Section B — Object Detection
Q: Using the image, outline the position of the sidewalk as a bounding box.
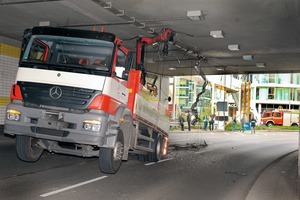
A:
[246,151,299,200]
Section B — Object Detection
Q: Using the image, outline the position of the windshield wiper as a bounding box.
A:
[77,63,94,75]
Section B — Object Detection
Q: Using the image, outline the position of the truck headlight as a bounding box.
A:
[6,109,21,121]
[83,120,101,132]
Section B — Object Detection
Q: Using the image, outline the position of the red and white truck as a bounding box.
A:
[261,109,299,127]
[4,26,175,173]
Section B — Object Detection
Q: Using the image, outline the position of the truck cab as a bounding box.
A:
[4,26,172,174]
[261,110,283,126]
[261,109,299,127]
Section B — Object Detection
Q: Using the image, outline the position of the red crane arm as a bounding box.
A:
[136,28,175,69]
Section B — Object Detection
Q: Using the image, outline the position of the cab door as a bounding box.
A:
[272,112,283,125]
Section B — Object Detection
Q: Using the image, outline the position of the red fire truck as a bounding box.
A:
[261,109,299,127]
[4,26,175,173]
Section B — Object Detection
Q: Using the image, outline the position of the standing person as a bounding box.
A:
[203,115,208,130]
[250,115,257,134]
[179,113,185,131]
[187,111,191,131]
[209,114,215,131]
[240,116,245,132]
[232,117,237,131]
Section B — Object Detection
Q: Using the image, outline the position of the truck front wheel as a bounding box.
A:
[16,135,43,162]
[266,122,274,127]
[99,131,124,174]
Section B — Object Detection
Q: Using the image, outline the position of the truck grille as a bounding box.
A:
[18,82,100,110]
[30,126,70,137]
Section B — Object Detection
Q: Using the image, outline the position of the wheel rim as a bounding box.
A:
[156,137,162,160]
[113,141,124,161]
[30,137,41,152]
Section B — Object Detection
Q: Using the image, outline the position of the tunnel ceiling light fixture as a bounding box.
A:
[243,55,253,61]
[146,58,155,64]
[39,21,50,26]
[210,30,224,38]
[216,67,225,71]
[187,10,204,21]
[256,63,266,68]
[169,66,176,70]
[228,44,239,51]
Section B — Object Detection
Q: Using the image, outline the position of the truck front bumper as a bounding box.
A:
[4,103,110,147]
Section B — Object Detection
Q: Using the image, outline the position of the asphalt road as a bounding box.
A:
[0,129,298,200]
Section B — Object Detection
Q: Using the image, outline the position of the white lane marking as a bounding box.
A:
[195,149,214,154]
[40,176,107,197]
[145,162,155,166]
[209,132,214,135]
[224,132,230,136]
[238,133,245,137]
[144,157,174,166]
[158,157,173,163]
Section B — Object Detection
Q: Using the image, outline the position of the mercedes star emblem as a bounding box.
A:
[49,86,63,99]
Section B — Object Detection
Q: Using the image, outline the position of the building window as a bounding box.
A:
[179,88,187,96]
[278,74,291,84]
[258,87,268,100]
[291,89,296,101]
[252,74,259,84]
[269,74,275,83]
[261,74,268,84]
[268,87,275,99]
[255,88,259,100]
[179,99,186,104]
[292,73,300,85]
[275,88,290,101]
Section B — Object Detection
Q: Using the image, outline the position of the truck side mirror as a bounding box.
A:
[167,96,171,102]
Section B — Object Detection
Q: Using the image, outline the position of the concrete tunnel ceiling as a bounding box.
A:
[0,0,300,76]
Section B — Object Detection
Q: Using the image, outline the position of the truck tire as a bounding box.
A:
[266,122,274,127]
[16,135,43,162]
[99,131,124,174]
[148,134,163,162]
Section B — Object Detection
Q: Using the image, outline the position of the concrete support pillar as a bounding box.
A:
[211,83,215,114]
[258,103,262,123]
[172,77,176,120]
[298,106,300,198]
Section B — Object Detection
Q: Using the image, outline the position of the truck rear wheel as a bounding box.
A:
[99,131,124,174]
[148,134,163,162]
[16,135,43,162]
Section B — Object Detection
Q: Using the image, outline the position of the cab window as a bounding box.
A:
[274,112,281,117]
[28,39,47,61]
[115,49,127,80]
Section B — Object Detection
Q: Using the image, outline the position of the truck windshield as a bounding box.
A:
[262,112,271,117]
[20,35,114,75]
